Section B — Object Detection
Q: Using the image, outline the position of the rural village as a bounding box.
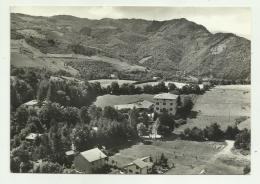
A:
[10,12,250,175]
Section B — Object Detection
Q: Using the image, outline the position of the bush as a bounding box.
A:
[243,165,250,174]
[234,129,250,150]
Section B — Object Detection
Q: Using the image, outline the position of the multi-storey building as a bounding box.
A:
[153,93,179,115]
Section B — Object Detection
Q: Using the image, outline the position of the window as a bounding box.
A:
[163,108,166,111]
[170,103,173,105]
[135,172,139,174]
[170,108,173,111]
[129,169,133,173]
[136,166,139,169]
[156,102,159,105]
[163,103,166,105]
[160,109,163,112]
[156,107,159,110]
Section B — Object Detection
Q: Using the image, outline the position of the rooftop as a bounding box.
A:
[153,93,178,100]
[25,133,42,140]
[80,148,107,163]
[125,156,153,169]
[114,100,153,110]
[65,150,76,156]
[23,100,38,106]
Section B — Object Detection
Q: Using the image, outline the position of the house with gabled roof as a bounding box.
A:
[74,148,108,173]
[123,156,153,174]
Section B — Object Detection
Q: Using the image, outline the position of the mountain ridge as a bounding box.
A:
[11,13,251,81]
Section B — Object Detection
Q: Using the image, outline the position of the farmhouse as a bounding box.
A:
[123,156,153,174]
[74,148,107,173]
[153,93,179,115]
[114,100,153,110]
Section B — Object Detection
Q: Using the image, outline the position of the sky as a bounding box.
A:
[11,6,251,39]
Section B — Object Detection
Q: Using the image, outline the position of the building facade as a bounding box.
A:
[153,93,179,115]
[74,148,107,173]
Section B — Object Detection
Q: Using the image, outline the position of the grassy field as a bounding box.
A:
[94,94,154,108]
[175,85,250,131]
[89,79,136,88]
[109,140,247,174]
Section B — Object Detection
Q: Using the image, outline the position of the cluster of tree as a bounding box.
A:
[234,129,250,150]
[181,123,239,142]
[11,67,79,111]
[151,153,170,174]
[175,95,194,119]
[10,67,43,110]
[209,78,250,85]
[180,124,250,150]
[37,76,103,108]
[106,81,204,96]
[66,59,116,80]
[10,102,139,173]
[156,112,175,137]
[71,118,137,152]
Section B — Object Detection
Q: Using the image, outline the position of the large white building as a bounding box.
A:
[153,93,179,115]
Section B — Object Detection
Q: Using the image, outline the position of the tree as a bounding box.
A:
[71,125,93,152]
[110,82,120,94]
[10,156,20,173]
[128,108,139,128]
[103,106,118,120]
[20,161,33,173]
[225,125,240,140]
[190,84,201,94]
[79,106,90,124]
[168,83,177,91]
[39,102,64,129]
[189,127,204,141]
[15,106,29,128]
[39,161,63,173]
[24,70,38,97]
[136,123,147,136]
[63,106,80,127]
[243,165,250,174]
[154,82,168,93]
[204,123,224,141]
[176,95,193,118]
[158,112,175,131]
[37,78,49,102]
[143,84,154,94]
[159,153,168,168]
[234,129,250,150]
[11,85,20,111]
[26,116,44,133]
[88,105,102,120]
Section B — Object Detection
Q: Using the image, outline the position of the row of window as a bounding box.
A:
[156,107,173,111]
[156,102,174,105]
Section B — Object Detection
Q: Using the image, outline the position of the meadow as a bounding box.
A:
[94,94,154,108]
[175,85,250,131]
[109,140,248,174]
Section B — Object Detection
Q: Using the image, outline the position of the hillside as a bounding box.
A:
[11,13,251,80]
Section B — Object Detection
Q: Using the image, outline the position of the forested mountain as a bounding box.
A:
[11,13,250,80]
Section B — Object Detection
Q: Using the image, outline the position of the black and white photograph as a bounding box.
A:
[8,5,252,175]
